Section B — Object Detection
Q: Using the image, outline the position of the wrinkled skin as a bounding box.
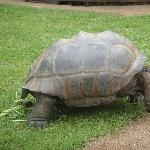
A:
[21,66,150,128]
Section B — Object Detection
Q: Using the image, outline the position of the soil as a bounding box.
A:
[1,1,150,150]
[0,0,150,16]
[83,113,150,150]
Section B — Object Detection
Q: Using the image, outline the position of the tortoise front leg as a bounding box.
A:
[27,93,56,128]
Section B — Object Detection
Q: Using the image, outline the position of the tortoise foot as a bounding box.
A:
[130,93,144,104]
[28,119,48,129]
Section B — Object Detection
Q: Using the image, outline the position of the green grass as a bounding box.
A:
[0,4,150,150]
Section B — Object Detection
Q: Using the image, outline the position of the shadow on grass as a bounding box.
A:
[53,98,144,122]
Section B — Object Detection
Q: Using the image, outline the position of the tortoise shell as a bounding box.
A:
[23,31,147,107]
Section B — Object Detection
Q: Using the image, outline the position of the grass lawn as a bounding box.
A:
[0,4,150,150]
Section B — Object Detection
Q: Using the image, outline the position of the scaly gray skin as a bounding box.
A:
[27,92,56,128]
[22,66,150,128]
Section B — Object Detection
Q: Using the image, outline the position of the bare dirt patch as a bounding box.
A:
[83,113,150,150]
[0,0,150,16]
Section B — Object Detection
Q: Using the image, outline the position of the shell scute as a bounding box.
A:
[108,45,134,74]
[54,44,80,75]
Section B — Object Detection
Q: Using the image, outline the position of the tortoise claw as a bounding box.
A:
[28,119,48,129]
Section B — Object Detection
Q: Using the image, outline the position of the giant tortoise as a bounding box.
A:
[21,31,150,128]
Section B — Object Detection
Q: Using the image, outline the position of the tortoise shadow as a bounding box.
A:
[55,98,143,120]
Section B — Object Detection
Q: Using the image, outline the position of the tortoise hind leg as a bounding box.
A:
[27,93,56,128]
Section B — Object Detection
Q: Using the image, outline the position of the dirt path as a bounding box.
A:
[83,113,150,150]
[0,0,150,16]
